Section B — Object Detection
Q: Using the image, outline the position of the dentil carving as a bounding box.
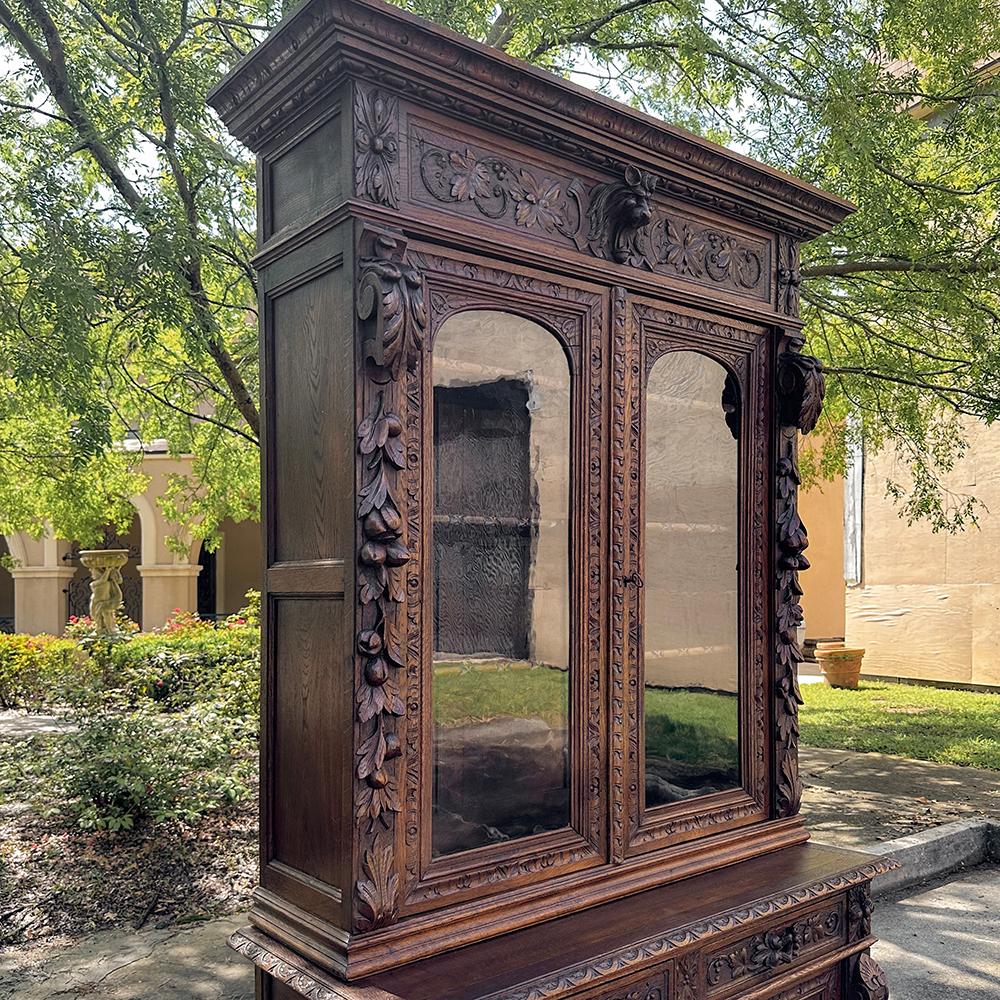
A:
[357,233,427,379]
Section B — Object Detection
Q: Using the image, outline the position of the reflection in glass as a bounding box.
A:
[643,351,740,810]
[431,311,571,857]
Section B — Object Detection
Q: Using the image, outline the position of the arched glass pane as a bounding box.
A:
[643,350,740,809]
[431,311,571,857]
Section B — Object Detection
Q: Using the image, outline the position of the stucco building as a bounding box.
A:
[0,446,260,634]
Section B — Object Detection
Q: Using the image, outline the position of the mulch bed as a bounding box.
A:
[0,782,257,951]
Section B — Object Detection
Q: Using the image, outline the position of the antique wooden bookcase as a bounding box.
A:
[209,2,897,997]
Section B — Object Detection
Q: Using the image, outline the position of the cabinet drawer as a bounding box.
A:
[704,899,846,997]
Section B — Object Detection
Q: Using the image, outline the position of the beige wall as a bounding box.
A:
[798,447,846,642]
[846,417,1000,686]
[219,517,262,615]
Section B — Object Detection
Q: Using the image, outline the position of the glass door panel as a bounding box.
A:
[430,310,571,858]
[643,350,740,810]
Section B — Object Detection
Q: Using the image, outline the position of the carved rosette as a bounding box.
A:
[852,953,890,1000]
[353,229,426,932]
[774,342,825,818]
[355,85,400,208]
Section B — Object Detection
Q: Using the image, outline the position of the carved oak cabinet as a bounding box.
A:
[208,2,897,997]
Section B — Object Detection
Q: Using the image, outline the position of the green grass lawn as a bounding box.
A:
[800,680,1000,770]
[433,663,1000,773]
[433,661,737,771]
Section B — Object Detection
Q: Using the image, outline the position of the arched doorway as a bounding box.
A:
[65,520,143,627]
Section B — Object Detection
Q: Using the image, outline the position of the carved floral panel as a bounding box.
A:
[408,126,772,301]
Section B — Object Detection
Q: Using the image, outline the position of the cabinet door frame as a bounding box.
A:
[398,246,608,914]
[617,296,770,859]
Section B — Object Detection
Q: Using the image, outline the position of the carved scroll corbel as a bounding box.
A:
[357,231,427,379]
[773,343,825,817]
[353,228,426,933]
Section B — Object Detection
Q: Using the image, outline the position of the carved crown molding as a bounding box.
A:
[208,0,853,237]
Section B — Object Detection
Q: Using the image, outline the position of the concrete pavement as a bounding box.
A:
[873,865,1000,999]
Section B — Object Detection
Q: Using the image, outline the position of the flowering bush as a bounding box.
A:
[0,633,96,708]
[109,598,259,717]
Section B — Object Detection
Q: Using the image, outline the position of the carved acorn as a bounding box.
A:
[383,732,402,760]
[358,629,383,655]
[360,540,386,565]
[383,540,409,566]
[367,768,389,789]
[365,656,389,686]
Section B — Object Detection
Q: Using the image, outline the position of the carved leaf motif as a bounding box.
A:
[777,351,825,433]
[511,170,564,231]
[448,148,494,202]
[355,841,399,932]
[357,235,427,379]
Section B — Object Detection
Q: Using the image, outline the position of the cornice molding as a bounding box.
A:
[208,0,853,239]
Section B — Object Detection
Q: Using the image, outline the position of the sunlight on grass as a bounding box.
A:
[432,662,738,770]
[800,681,1000,770]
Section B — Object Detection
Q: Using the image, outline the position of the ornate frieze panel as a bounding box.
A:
[409,129,772,301]
[704,904,843,991]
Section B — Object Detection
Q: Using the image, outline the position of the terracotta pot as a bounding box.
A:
[814,641,865,689]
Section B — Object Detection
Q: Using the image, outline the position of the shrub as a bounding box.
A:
[110,610,259,718]
[0,633,96,709]
[49,701,256,831]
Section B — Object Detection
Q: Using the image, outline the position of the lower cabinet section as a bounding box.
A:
[243,845,895,1000]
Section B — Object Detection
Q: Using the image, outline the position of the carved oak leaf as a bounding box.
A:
[448,148,493,202]
[355,89,399,208]
[356,841,400,932]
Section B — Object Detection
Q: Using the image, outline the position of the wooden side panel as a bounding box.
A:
[264,88,349,238]
[271,597,346,884]
[259,222,355,932]
[271,265,351,564]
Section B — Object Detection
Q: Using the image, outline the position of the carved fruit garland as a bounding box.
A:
[774,346,825,817]
[354,232,426,932]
